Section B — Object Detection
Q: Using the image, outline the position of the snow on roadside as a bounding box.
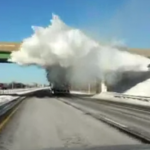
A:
[0,88,33,94]
[0,87,50,104]
[0,95,19,104]
[92,92,150,107]
[0,87,49,95]
[70,91,92,95]
[125,79,150,96]
[92,92,115,99]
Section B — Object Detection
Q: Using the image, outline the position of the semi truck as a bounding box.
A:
[46,65,70,95]
[51,82,70,94]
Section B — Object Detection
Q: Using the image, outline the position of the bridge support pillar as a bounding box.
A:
[101,81,107,92]
[96,80,107,94]
[96,79,101,94]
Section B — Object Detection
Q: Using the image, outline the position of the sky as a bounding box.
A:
[0,0,150,84]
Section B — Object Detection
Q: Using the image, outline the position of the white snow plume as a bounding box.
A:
[110,39,128,51]
[9,14,150,87]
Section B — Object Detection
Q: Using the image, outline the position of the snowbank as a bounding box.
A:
[125,79,150,96]
[0,96,19,104]
[0,87,49,95]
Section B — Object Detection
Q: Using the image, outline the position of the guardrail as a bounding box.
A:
[112,93,150,102]
[0,97,25,117]
[0,96,26,128]
[94,92,150,103]
[0,87,51,130]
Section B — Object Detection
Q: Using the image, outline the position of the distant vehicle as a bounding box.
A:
[0,83,3,89]
[0,83,7,89]
[2,84,9,90]
[51,82,70,95]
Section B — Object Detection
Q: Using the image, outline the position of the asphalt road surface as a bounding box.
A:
[0,97,139,150]
[62,96,150,138]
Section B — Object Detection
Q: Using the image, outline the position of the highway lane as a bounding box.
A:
[0,97,139,150]
[60,96,150,140]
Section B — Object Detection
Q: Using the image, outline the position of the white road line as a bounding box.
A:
[108,104,150,115]
[60,98,128,128]
[103,117,127,128]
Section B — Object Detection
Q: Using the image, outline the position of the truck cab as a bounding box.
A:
[51,82,70,95]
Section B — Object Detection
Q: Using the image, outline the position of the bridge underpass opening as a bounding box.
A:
[0,61,47,89]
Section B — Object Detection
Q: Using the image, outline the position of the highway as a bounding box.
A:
[61,96,150,141]
[0,96,139,150]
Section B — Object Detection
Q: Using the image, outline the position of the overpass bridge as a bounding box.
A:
[1,42,150,93]
[0,42,20,62]
[0,42,150,62]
